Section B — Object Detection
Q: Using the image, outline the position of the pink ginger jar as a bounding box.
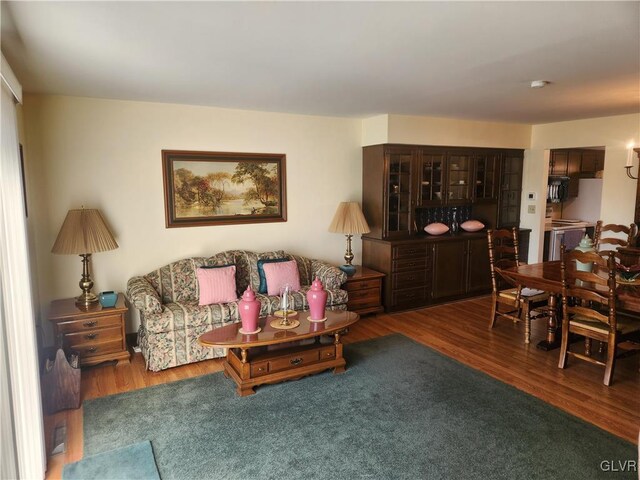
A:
[239,286,260,333]
[306,277,328,320]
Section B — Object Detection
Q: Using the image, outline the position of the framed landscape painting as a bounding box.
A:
[162,150,287,228]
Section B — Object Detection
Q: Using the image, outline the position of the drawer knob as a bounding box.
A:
[290,358,303,366]
[85,333,97,340]
[258,367,264,372]
[87,347,97,353]
[83,320,98,327]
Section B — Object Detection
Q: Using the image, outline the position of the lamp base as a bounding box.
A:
[339,264,357,276]
[76,291,99,307]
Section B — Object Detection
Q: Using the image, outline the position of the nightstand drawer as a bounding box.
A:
[57,314,123,333]
[344,278,381,292]
[346,287,380,301]
[348,297,381,310]
[64,326,123,346]
[71,340,123,358]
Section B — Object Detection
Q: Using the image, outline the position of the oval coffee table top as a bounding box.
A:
[198,309,359,349]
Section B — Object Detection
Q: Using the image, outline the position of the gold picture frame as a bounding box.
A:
[162,150,287,228]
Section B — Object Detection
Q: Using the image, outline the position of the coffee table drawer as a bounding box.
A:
[319,346,336,360]
[251,361,269,377]
[269,349,319,373]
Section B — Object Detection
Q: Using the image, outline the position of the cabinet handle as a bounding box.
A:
[87,347,97,353]
[85,333,97,340]
[290,358,303,366]
[83,320,98,327]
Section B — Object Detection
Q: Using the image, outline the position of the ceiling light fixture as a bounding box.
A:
[530,80,550,89]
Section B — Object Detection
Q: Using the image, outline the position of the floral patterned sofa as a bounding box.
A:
[126,249,348,371]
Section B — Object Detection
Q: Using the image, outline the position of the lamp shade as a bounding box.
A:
[51,208,118,255]
[328,202,370,235]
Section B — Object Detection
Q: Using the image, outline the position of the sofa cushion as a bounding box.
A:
[228,250,287,293]
[257,257,289,293]
[196,266,238,305]
[146,252,235,304]
[263,260,301,295]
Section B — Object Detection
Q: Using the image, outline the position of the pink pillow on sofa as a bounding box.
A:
[262,260,301,296]
[196,266,237,305]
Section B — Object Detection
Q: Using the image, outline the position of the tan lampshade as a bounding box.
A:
[328,202,370,235]
[51,208,118,255]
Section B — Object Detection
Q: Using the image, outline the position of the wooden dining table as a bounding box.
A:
[497,260,640,350]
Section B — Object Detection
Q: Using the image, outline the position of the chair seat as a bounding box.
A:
[570,314,640,335]
[498,288,548,303]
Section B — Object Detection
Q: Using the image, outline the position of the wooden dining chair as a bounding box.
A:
[594,221,638,253]
[558,246,640,386]
[488,228,549,344]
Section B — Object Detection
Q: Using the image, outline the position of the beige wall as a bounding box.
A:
[385,114,531,148]
[522,113,640,262]
[22,95,362,334]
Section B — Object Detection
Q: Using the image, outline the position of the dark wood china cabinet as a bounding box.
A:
[362,143,528,312]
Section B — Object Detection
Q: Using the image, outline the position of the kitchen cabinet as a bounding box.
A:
[550,148,605,178]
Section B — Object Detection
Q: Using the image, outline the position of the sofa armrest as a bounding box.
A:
[311,260,347,290]
[126,276,163,314]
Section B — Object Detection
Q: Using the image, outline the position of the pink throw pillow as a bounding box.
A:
[196,266,237,305]
[461,220,485,232]
[262,260,301,296]
[424,223,449,235]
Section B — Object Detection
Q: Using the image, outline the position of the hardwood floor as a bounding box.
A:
[43,296,640,479]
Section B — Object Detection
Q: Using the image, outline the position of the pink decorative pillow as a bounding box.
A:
[196,266,237,305]
[424,223,449,235]
[461,220,485,232]
[262,260,301,296]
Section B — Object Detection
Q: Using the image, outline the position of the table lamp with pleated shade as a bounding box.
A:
[52,208,118,306]
[328,202,370,276]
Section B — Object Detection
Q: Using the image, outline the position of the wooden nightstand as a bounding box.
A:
[343,266,385,315]
[48,294,130,366]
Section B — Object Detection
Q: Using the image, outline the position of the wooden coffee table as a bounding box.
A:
[198,309,359,396]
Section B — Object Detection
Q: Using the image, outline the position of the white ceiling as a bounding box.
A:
[2,1,639,124]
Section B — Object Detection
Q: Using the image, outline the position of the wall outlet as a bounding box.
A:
[527,192,537,201]
[527,205,536,214]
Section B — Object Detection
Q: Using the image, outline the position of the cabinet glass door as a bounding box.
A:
[474,155,498,202]
[447,154,472,203]
[386,152,413,236]
[418,153,445,205]
[498,154,523,228]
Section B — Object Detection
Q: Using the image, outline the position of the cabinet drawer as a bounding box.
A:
[251,361,269,377]
[319,346,336,360]
[392,257,429,272]
[392,271,427,290]
[268,349,319,373]
[347,287,380,302]
[392,244,427,260]
[72,340,123,358]
[391,287,426,307]
[56,314,123,333]
[64,326,122,346]
[348,297,381,310]
[344,278,381,292]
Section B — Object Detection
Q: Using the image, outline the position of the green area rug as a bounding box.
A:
[83,334,636,479]
[63,440,159,479]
